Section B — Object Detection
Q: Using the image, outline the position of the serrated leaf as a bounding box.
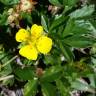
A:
[62,19,96,48]
[24,79,38,96]
[63,36,94,48]
[41,15,48,32]
[0,12,8,26]
[20,12,32,24]
[18,42,27,49]
[14,67,34,80]
[63,0,79,7]
[87,74,96,88]
[63,19,90,38]
[0,51,12,77]
[71,79,88,90]
[0,0,19,5]
[59,42,74,62]
[70,5,94,19]
[71,79,95,93]
[49,0,62,6]
[40,66,63,82]
[49,15,68,31]
[56,79,70,96]
[44,54,61,65]
[41,83,56,96]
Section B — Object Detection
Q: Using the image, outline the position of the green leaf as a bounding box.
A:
[41,83,56,96]
[63,0,79,7]
[14,67,35,80]
[87,74,96,89]
[0,51,12,77]
[49,0,62,6]
[44,54,61,65]
[0,64,12,77]
[63,19,90,38]
[59,42,74,62]
[41,15,48,32]
[56,79,70,96]
[20,12,32,24]
[71,79,95,93]
[63,36,94,48]
[62,19,96,48]
[0,12,8,26]
[71,79,88,90]
[24,79,38,96]
[18,42,27,49]
[44,48,62,65]
[70,5,94,19]
[0,0,19,5]
[40,66,63,82]
[49,15,68,32]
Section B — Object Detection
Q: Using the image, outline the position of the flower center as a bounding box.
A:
[27,35,37,47]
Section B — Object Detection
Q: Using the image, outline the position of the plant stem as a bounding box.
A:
[2,55,18,68]
[0,75,14,81]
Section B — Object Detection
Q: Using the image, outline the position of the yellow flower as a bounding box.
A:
[19,45,38,60]
[31,24,43,38]
[36,36,52,54]
[15,24,52,60]
[15,29,29,42]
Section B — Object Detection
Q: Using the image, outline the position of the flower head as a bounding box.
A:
[36,36,52,54]
[15,24,52,60]
[15,29,29,42]
[31,24,43,38]
[19,45,38,60]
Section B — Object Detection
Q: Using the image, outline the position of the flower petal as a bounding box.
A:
[15,29,29,42]
[36,36,52,54]
[31,24,43,38]
[19,45,38,60]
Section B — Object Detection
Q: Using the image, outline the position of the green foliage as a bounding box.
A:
[63,0,79,7]
[0,51,12,77]
[70,5,95,19]
[71,75,96,93]
[0,0,19,5]
[0,11,8,26]
[49,0,62,6]
[14,67,35,80]
[24,79,38,96]
[40,66,63,82]
[49,0,79,7]
[0,0,96,96]
[41,82,56,96]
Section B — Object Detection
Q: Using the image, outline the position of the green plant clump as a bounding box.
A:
[0,0,96,96]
